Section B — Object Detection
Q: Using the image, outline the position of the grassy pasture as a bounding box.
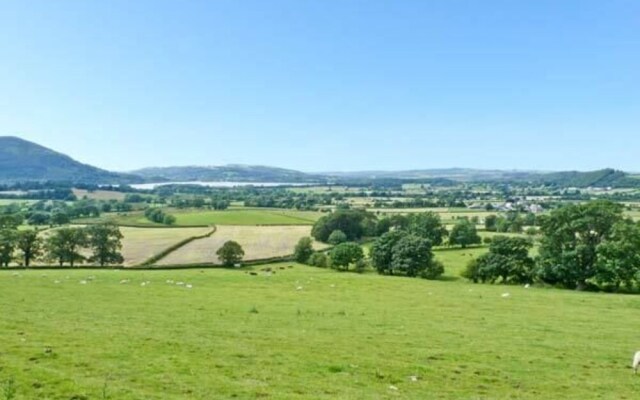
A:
[80,209,324,227]
[158,225,328,265]
[172,209,323,226]
[1,265,640,399]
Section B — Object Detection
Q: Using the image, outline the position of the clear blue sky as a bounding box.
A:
[1,0,638,172]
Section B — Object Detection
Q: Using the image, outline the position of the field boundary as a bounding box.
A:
[136,226,217,267]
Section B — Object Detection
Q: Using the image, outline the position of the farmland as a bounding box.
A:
[78,208,324,227]
[2,264,639,399]
[158,225,327,265]
[118,227,212,266]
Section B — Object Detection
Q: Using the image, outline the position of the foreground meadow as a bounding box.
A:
[1,266,639,399]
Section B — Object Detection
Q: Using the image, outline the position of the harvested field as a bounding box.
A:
[119,227,212,266]
[157,225,328,265]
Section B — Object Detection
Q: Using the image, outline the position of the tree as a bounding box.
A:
[370,230,406,275]
[28,212,50,226]
[484,215,498,231]
[327,230,348,245]
[45,227,87,267]
[371,231,443,279]
[16,230,42,267]
[0,229,17,267]
[311,210,376,243]
[293,237,314,264]
[309,252,329,268]
[595,219,640,290]
[216,241,244,266]
[390,234,437,278]
[448,219,481,248]
[162,214,176,225]
[463,236,534,284]
[537,200,623,290]
[0,214,23,229]
[86,224,124,267]
[406,212,448,246]
[50,210,70,226]
[329,242,364,271]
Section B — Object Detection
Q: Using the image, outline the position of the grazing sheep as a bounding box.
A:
[633,351,640,374]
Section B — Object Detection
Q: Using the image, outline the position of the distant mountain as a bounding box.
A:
[528,168,640,188]
[0,136,141,184]
[130,165,325,183]
[323,168,543,182]
[325,168,640,187]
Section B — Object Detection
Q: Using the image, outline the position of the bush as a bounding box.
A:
[308,252,329,268]
[327,230,347,245]
[420,260,445,280]
[293,237,314,263]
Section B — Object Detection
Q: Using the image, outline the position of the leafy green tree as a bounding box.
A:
[463,236,534,284]
[16,230,42,267]
[327,230,348,245]
[595,219,640,290]
[370,230,406,275]
[28,212,50,226]
[0,214,23,229]
[484,215,498,231]
[390,234,438,278]
[86,224,124,267]
[329,242,364,271]
[293,237,314,263]
[45,227,88,267]
[309,252,329,268]
[448,219,481,248]
[537,200,623,290]
[311,210,376,243]
[51,210,70,226]
[371,230,443,279]
[406,212,447,246]
[216,240,245,266]
[0,229,17,267]
[162,214,176,225]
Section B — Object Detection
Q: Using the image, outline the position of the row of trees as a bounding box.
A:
[144,208,176,225]
[464,201,640,292]
[0,224,124,267]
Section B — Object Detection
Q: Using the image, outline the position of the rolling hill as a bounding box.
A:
[0,136,141,184]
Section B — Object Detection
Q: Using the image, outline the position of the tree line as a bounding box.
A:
[464,200,640,292]
[0,224,124,268]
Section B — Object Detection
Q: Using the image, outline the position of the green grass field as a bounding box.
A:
[1,264,639,399]
[79,209,324,227]
[172,209,323,226]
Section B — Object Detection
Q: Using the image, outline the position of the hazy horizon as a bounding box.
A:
[2,1,638,172]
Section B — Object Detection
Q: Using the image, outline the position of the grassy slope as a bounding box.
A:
[1,264,640,399]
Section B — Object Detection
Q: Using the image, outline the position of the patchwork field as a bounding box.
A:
[119,227,212,266]
[158,225,327,265]
[1,265,639,399]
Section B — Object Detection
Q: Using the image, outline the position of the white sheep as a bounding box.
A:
[633,351,640,374]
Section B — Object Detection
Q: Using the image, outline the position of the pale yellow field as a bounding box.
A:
[158,225,328,265]
[119,227,212,266]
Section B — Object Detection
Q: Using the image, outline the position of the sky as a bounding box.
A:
[0,0,639,173]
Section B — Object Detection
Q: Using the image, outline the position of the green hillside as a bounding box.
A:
[0,136,140,184]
